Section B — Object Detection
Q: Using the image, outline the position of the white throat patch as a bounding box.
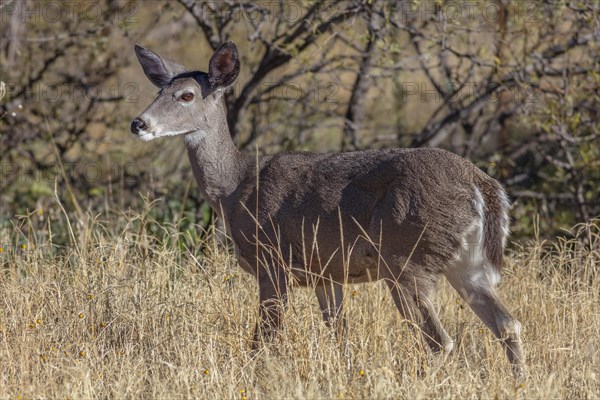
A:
[184,130,208,146]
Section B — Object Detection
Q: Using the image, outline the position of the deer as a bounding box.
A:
[131,41,525,377]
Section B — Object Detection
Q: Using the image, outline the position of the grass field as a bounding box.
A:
[1,205,598,399]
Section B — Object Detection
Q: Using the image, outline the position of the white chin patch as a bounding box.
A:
[137,130,189,141]
[137,132,156,141]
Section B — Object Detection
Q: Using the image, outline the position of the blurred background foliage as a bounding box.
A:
[0,0,598,248]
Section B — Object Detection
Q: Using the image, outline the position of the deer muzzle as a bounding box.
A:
[130,117,148,135]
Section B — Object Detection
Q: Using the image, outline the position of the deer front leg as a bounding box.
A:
[315,281,350,370]
[315,281,345,334]
[251,270,288,350]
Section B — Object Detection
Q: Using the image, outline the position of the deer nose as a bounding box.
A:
[131,117,148,134]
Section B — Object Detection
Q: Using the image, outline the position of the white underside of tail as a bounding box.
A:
[497,186,511,249]
[444,186,500,293]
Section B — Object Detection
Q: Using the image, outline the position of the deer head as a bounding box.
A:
[131,42,240,142]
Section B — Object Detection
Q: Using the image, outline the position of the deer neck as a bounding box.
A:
[184,106,249,211]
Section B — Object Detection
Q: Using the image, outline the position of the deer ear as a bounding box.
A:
[134,45,188,88]
[208,41,240,90]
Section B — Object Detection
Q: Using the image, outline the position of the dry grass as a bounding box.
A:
[1,206,599,399]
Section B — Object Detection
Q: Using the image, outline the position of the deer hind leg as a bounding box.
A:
[444,260,525,377]
[385,273,454,355]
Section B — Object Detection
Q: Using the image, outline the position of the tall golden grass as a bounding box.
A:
[1,202,598,399]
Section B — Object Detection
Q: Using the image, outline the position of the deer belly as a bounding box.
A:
[346,256,380,282]
[289,253,380,285]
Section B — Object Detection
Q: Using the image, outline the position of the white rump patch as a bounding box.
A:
[444,186,500,293]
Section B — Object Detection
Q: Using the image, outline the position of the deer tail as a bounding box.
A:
[474,175,511,271]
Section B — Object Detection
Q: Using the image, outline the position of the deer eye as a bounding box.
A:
[180,92,194,102]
